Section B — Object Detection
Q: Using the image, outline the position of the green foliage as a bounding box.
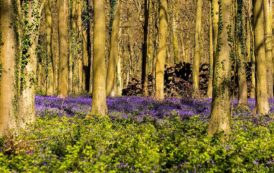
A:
[0,114,274,172]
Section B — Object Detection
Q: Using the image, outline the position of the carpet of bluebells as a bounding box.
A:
[0,96,274,172]
[35,96,274,118]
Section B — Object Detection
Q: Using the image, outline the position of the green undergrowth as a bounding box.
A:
[0,114,273,172]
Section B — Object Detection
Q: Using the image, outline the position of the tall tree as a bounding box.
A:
[142,0,149,96]
[208,0,233,136]
[155,0,168,100]
[45,0,55,95]
[58,0,69,98]
[107,0,121,96]
[193,0,203,97]
[207,1,214,98]
[18,0,44,127]
[0,0,18,135]
[263,0,273,98]
[90,0,108,116]
[254,0,270,115]
[237,0,248,105]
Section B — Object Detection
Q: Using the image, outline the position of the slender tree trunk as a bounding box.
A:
[207,1,214,98]
[45,0,54,95]
[90,0,108,116]
[254,0,270,115]
[172,2,179,64]
[107,0,120,97]
[82,0,89,92]
[193,0,203,97]
[155,0,168,100]
[88,0,93,94]
[58,0,69,98]
[237,0,248,105]
[77,0,84,94]
[263,0,273,98]
[208,0,233,136]
[51,0,59,95]
[142,0,149,96]
[0,0,18,135]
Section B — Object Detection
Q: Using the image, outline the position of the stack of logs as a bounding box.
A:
[122,62,253,98]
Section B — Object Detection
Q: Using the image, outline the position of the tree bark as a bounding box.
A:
[193,0,203,97]
[107,0,121,97]
[90,0,108,116]
[208,0,233,136]
[263,0,273,98]
[58,0,69,98]
[254,0,270,115]
[45,0,55,95]
[155,0,168,100]
[207,1,214,98]
[0,0,18,135]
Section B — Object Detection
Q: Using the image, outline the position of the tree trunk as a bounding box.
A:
[263,0,273,98]
[155,0,168,100]
[254,0,270,115]
[58,0,69,98]
[107,0,121,97]
[90,0,108,116]
[51,0,59,95]
[237,0,248,105]
[45,0,55,95]
[193,0,203,97]
[0,0,18,135]
[207,1,214,98]
[208,0,233,136]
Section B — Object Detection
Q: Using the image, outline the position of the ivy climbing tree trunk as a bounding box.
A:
[155,0,168,100]
[254,0,270,115]
[208,0,233,136]
[193,0,203,97]
[19,0,45,128]
[237,0,248,105]
[0,0,18,135]
[107,0,121,97]
[58,0,69,98]
[90,0,108,116]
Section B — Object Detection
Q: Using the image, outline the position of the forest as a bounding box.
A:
[0,0,274,172]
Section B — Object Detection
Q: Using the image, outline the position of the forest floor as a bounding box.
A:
[0,96,274,172]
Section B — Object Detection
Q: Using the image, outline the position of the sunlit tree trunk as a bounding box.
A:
[254,0,270,115]
[58,0,69,98]
[155,0,168,100]
[107,0,120,97]
[193,0,203,97]
[45,0,54,95]
[172,3,179,64]
[51,0,59,95]
[88,0,93,94]
[0,0,18,135]
[207,1,214,98]
[208,0,233,136]
[245,0,255,98]
[77,0,84,94]
[19,1,45,128]
[263,0,273,98]
[90,0,108,116]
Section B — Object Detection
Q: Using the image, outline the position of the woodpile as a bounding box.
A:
[122,62,253,98]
